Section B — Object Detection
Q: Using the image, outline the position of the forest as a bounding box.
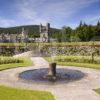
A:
[52,21,100,42]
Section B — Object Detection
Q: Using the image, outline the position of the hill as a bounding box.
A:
[0,25,60,38]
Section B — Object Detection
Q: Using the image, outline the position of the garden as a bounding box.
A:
[39,42,100,70]
[0,42,100,100]
[0,56,55,100]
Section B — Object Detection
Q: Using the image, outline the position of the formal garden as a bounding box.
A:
[0,42,100,100]
[0,55,54,100]
[0,0,100,99]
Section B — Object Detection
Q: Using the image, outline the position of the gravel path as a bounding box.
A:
[0,57,100,100]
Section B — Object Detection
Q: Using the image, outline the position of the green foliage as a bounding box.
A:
[0,86,54,100]
[58,21,100,42]
[94,89,100,94]
[0,41,100,46]
[0,57,33,70]
[61,26,72,42]
[55,56,100,64]
[38,43,100,57]
[45,56,100,70]
[0,57,23,65]
[74,23,94,41]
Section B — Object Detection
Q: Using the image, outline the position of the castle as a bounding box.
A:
[0,28,28,43]
[39,23,50,42]
[0,23,56,55]
[0,23,53,43]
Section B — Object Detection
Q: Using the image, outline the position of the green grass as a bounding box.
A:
[0,41,100,46]
[94,89,100,94]
[45,56,100,70]
[59,55,100,59]
[0,85,54,100]
[52,55,100,61]
[0,57,33,71]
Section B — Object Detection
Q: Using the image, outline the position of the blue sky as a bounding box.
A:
[0,0,100,28]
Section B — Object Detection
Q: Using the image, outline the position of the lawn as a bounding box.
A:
[45,56,100,70]
[0,85,54,100]
[0,57,33,71]
[94,89,100,94]
[0,41,100,46]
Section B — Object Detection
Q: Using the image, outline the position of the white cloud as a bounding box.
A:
[42,0,100,19]
[0,0,100,27]
[0,17,15,27]
[15,0,100,23]
[82,14,100,24]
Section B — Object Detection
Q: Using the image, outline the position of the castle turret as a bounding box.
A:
[39,23,50,42]
[21,27,28,42]
[39,23,42,33]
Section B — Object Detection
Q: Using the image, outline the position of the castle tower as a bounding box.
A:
[22,27,25,37]
[39,23,42,33]
[21,27,28,42]
[40,23,50,42]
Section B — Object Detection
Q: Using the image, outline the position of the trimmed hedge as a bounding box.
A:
[0,57,23,65]
[56,57,100,64]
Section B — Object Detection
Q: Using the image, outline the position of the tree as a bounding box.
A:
[97,20,100,26]
[93,22,100,36]
[60,26,72,42]
[75,21,94,41]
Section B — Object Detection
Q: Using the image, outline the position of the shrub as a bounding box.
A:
[0,57,23,65]
[55,56,100,64]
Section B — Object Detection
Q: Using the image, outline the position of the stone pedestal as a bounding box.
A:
[48,62,56,77]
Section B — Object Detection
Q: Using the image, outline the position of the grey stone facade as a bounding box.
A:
[39,23,50,42]
[0,28,28,43]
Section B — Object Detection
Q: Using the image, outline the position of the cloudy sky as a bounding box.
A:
[0,0,100,28]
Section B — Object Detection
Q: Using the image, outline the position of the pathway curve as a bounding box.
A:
[0,57,100,100]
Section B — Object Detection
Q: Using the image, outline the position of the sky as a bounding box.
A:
[0,0,100,29]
